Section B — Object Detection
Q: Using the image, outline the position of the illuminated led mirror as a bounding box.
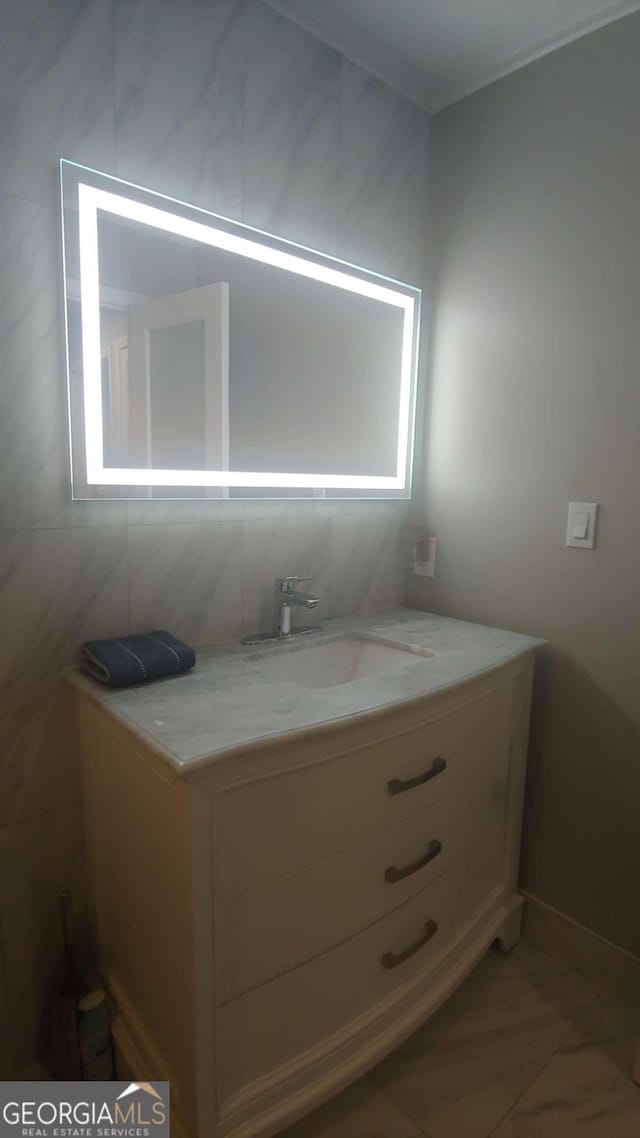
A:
[60,160,421,499]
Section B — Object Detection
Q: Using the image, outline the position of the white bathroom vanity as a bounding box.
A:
[69,609,541,1138]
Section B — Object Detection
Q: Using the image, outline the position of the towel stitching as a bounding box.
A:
[114,639,147,680]
[147,633,183,672]
[82,647,109,681]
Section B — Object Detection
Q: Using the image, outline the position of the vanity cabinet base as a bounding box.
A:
[76,655,534,1138]
[495,896,524,954]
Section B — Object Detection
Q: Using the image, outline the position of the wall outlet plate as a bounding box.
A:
[413,535,437,577]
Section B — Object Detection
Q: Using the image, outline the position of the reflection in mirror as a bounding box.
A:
[61,160,421,499]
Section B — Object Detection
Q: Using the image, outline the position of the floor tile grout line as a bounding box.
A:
[369,950,607,1138]
[370,1076,437,1138]
[482,985,604,1138]
[485,1040,569,1138]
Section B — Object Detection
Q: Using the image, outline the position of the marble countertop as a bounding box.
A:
[67,608,543,775]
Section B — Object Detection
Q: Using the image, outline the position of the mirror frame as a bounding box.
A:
[60,159,422,499]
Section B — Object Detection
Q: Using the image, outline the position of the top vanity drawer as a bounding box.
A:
[215,680,513,897]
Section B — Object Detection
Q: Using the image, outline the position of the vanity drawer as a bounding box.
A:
[215,681,513,896]
[218,827,504,1108]
[217,742,509,1001]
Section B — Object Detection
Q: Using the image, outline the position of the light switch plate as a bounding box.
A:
[566,502,598,549]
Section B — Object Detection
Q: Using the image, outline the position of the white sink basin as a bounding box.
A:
[256,636,432,690]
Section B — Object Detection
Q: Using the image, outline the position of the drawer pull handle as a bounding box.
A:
[384,839,442,883]
[381,919,438,970]
[387,756,446,795]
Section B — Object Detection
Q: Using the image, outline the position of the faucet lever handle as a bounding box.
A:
[279,575,311,593]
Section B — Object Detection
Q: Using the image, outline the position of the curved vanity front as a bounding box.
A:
[70,609,542,1138]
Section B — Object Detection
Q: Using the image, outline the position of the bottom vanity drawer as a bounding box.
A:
[218,826,505,1110]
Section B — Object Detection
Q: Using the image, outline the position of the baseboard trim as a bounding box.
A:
[522,891,640,1008]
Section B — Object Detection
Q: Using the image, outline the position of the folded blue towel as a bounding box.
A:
[81,630,196,688]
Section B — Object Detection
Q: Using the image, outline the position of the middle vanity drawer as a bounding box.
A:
[217,742,509,1002]
[214,679,513,897]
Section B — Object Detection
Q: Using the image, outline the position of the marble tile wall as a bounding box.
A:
[0,0,429,1072]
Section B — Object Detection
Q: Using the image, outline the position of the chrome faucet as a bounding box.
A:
[241,576,321,645]
[278,576,320,638]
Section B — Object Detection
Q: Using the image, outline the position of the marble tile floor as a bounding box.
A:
[278,941,640,1138]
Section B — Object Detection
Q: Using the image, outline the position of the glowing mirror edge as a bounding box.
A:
[71,174,419,491]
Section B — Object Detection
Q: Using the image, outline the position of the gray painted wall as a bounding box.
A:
[409,12,640,958]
